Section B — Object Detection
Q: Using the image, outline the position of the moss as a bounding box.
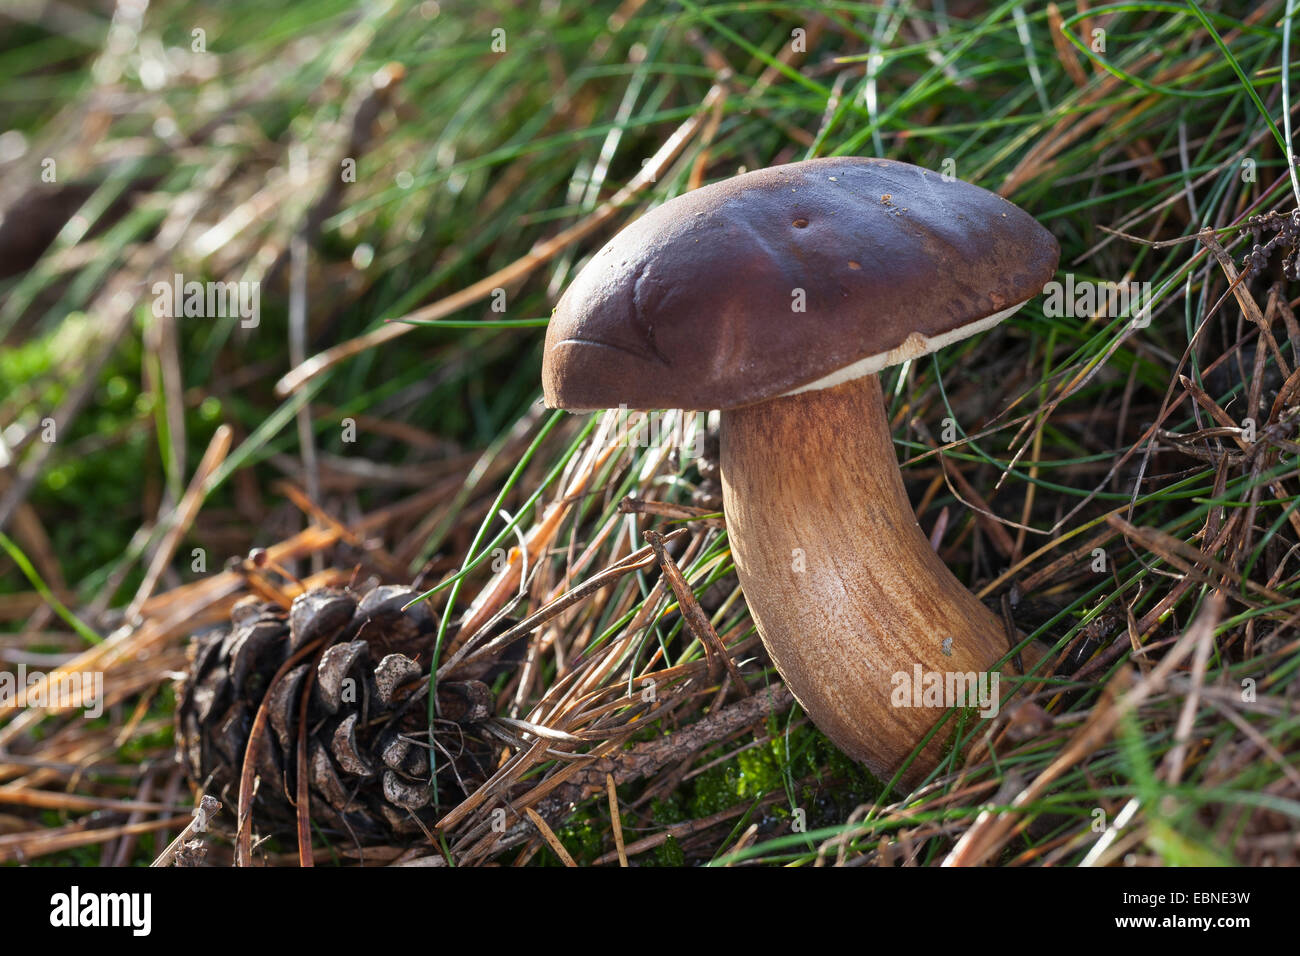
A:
[683,724,885,840]
[641,794,687,866]
[687,730,790,820]
[689,762,741,819]
[651,793,685,825]
[537,811,604,866]
[656,835,685,866]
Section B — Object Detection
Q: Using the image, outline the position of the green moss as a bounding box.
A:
[688,733,787,819]
[685,724,884,836]
[639,795,687,866]
[537,811,603,866]
[656,836,685,866]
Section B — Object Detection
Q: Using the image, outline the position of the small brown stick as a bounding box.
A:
[0,790,184,813]
[0,815,193,864]
[1121,573,1152,676]
[151,794,221,867]
[643,529,747,693]
[725,823,760,864]
[617,497,723,527]
[524,807,576,866]
[606,774,628,867]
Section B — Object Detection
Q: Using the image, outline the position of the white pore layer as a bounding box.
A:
[781,298,1031,397]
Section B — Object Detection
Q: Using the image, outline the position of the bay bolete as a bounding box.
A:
[541,157,1059,784]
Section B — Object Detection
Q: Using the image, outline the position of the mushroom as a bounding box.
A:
[541,157,1059,784]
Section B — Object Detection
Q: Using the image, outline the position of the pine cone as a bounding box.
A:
[175,585,498,843]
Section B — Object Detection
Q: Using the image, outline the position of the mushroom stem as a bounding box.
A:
[720,373,1019,784]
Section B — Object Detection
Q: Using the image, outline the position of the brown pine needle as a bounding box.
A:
[524,806,576,867]
[606,774,628,867]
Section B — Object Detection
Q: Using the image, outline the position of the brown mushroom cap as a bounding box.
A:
[543,157,1059,411]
